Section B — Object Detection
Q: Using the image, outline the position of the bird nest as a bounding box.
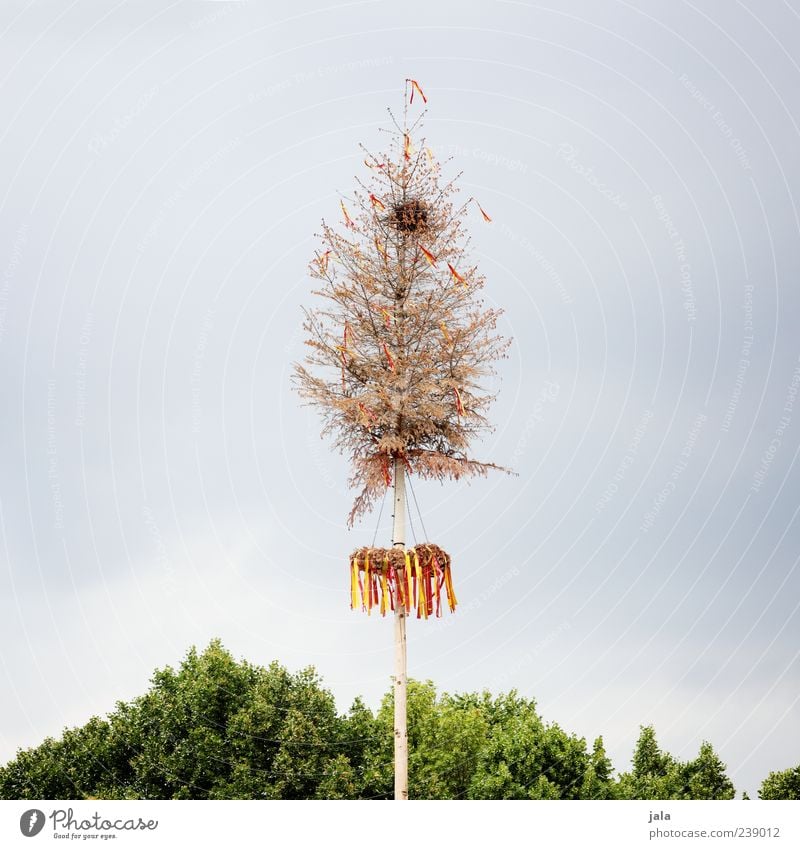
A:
[349,543,456,618]
[389,199,429,233]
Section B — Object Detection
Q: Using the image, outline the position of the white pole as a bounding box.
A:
[392,456,408,800]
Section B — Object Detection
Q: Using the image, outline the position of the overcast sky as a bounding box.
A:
[1,0,799,798]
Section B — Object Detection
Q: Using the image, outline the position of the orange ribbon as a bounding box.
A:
[358,402,377,424]
[374,236,388,262]
[316,250,331,273]
[406,78,427,104]
[341,200,354,228]
[418,244,437,267]
[335,344,348,390]
[447,262,466,287]
[382,342,395,371]
[343,322,353,349]
[453,387,465,416]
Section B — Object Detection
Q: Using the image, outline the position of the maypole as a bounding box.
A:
[391,457,408,800]
[293,79,511,799]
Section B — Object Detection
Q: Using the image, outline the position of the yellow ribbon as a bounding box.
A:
[350,558,358,609]
[413,551,422,618]
[404,551,413,610]
[381,556,389,615]
[445,564,458,611]
[364,553,371,615]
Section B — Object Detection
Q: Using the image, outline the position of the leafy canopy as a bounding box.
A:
[2,641,778,801]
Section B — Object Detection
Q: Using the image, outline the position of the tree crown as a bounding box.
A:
[293,87,511,524]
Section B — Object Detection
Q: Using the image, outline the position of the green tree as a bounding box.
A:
[333,696,384,798]
[617,725,680,799]
[467,691,597,799]
[581,737,616,799]
[0,641,360,800]
[759,766,800,800]
[0,717,123,800]
[683,742,735,800]
[0,641,752,802]
[407,685,488,799]
[617,727,735,800]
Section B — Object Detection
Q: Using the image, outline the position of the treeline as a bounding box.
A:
[1,641,796,800]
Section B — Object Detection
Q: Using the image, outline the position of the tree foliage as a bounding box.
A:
[616,726,735,800]
[0,641,357,800]
[758,765,800,800]
[293,92,511,525]
[3,641,782,801]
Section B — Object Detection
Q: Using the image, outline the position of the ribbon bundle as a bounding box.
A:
[349,544,457,618]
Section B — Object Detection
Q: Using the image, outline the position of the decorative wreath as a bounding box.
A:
[349,543,456,618]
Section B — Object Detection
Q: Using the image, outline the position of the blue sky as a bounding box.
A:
[1,0,799,797]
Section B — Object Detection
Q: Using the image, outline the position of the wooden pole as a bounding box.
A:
[392,456,408,800]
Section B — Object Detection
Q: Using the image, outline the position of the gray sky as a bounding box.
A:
[1,0,799,798]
